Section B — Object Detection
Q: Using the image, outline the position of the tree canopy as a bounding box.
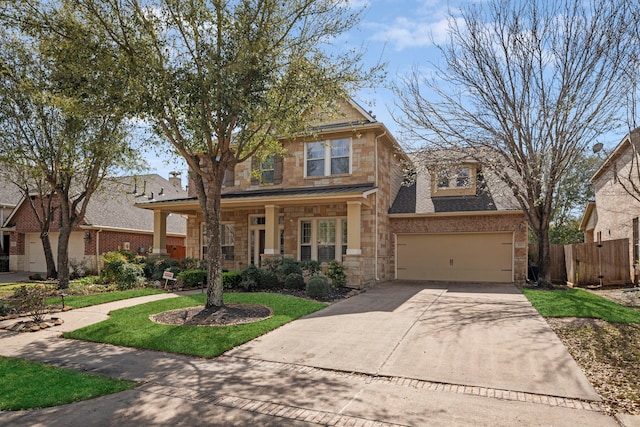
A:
[394,0,637,284]
[72,0,383,306]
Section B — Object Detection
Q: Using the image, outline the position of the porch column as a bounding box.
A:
[152,210,168,255]
[264,204,280,255]
[346,201,362,255]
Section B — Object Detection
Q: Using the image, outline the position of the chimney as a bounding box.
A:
[168,171,182,189]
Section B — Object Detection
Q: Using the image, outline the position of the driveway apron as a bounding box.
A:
[227,281,599,401]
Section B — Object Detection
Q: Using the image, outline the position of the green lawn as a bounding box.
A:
[0,356,137,411]
[522,288,640,323]
[65,293,326,357]
[47,288,165,308]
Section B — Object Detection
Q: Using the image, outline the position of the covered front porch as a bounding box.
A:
[136,184,379,287]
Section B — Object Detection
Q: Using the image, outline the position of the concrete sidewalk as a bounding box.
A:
[0,283,634,426]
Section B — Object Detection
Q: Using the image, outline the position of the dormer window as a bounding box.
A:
[432,164,476,196]
[436,166,471,189]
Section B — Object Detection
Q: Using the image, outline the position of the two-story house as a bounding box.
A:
[137,100,528,287]
[580,128,640,282]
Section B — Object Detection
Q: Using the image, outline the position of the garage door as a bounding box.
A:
[396,233,513,283]
[26,232,85,273]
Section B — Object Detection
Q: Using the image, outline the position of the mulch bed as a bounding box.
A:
[149,304,273,326]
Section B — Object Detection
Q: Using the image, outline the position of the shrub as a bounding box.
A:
[284,273,305,290]
[179,257,203,271]
[12,285,48,322]
[240,265,278,290]
[0,300,14,316]
[101,251,144,289]
[223,271,242,289]
[69,258,88,279]
[306,275,329,299]
[177,269,207,289]
[326,260,347,288]
[301,260,322,277]
[143,257,181,281]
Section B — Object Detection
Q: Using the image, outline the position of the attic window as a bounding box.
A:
[436,167,471,189]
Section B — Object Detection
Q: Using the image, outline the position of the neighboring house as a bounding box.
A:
[580,128,640,281]
[1,174,187,274]
[0,183,22,268]
[137,100,528,286]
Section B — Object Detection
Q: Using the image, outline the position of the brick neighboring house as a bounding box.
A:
[1,174,187,274]
[0,184,22,270]
[580,128,640,281]
[137,99,528,287]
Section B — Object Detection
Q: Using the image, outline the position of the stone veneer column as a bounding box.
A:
[264,205,280,255]
[346,201,362,255]
[152,210,169,256]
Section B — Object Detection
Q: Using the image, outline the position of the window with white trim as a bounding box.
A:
[221,223,235,261]
[260,156,275,183]
[201,223,235,260]
[305,138,351,177]
[299,218,347,262]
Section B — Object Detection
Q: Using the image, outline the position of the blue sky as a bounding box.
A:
[146,0,457,179]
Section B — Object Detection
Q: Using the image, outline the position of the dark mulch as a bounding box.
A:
[150,304,273,327]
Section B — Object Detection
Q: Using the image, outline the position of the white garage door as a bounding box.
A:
[396,233,513,283]
[26,232,85,273]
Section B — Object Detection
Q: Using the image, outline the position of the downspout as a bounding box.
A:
[374,130,387,282]
[95,229,102,275]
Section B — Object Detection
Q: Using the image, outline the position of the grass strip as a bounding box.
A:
[65,293,326,358]
[47,288,165,308]
[0,356,136,411]
[522,288,640,323]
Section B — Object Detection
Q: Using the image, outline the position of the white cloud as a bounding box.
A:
[367,16,452,50]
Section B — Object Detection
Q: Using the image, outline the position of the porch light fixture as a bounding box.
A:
[84,231,91,242]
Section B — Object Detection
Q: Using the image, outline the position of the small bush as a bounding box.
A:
[143,257,181,281]
[240,265,278,290]
[223,271,242,289]
[284,273,305,290]
[258,270,279,290]
[326,260,347,288]
[301,260,322,277]
[69,258,89,279]
[13,285,48,322]
[177,269,207,289]
[306,275,330,299]
[115,263,144,290]
[0,300,14,316]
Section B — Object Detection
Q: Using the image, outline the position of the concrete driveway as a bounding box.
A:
[228,281,599,401]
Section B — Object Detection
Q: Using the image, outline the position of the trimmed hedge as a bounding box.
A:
[306,276,329,299]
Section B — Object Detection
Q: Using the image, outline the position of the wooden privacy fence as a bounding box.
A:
[529,238,632,286]
[564,239,631,287]
[528,244,567,282]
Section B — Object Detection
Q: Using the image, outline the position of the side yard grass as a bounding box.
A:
[521,288,640,323]
[522,287,640,415]
[65,292,326,358]
[0,356,137,411]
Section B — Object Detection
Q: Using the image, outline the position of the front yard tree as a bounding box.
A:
[395,0,635,286]
[77,0,382,308]
[0,5,138,288]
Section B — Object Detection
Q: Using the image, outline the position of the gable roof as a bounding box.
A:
[84,174,187,234]
[2,174,187,235]
[591,128,640,182]
[0,178,24,208]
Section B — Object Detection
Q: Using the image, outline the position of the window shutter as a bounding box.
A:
[273,156,283,184]
[250,157,259,185]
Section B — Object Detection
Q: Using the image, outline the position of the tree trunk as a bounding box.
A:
[197,173,225,308]
[40,231,57,279]
[535,224,553,287]
[57,223,72,289]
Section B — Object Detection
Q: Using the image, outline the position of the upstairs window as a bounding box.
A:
[305,138,351,177]
[251,155,282,185]
[437,166,471,189]
[260,156,275,183]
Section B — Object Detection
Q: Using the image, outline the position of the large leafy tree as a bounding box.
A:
[395,0,636,285]
[74,0,382,308]
[0,3,139,288]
